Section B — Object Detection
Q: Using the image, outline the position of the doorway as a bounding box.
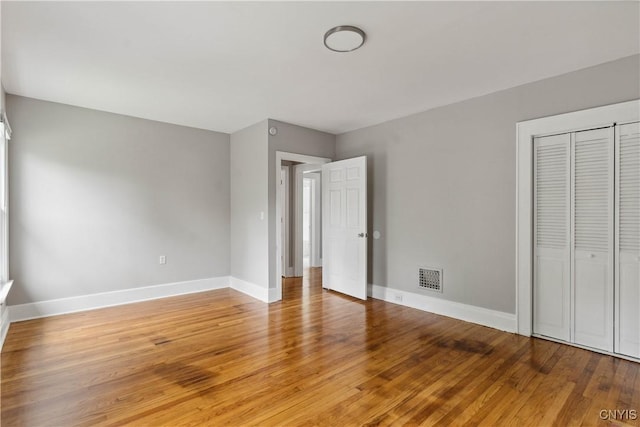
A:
[275,152,369,302]
[275,152,331,301]
[293,164,322,277]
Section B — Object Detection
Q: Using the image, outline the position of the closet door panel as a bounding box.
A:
[574,254,610,344]
[533,133,571,342]
[619,253,639,357]
[616,122,640,358]
[573,127,614,352]
[534,254,570,339]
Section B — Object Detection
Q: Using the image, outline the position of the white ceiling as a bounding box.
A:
[2,1,639,135]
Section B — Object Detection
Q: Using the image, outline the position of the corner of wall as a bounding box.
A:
[230,276,270,302]
[229,120,270,289]
[265,119,337,291]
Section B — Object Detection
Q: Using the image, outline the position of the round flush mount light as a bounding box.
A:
[324,25,366,53]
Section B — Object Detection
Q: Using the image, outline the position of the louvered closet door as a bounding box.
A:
[572,127,614,352]
[533,133,571,342]
[616,122,640,358]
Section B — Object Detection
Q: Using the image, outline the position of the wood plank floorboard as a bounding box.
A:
[1,267,639,426]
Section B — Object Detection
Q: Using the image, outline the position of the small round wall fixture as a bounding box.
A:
[324,25,366,53]
[269,126,278,136]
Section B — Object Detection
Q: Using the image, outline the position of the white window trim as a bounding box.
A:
[0,114,11,306]
[1,133,8,284]
[516,99,640,336]
[1,113,12,141]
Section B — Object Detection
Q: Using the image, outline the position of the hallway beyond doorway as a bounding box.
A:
[282,267,322,300]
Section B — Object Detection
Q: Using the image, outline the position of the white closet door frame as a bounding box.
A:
[516,99,639,337]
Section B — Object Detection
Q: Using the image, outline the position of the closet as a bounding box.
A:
[533,121,639,359]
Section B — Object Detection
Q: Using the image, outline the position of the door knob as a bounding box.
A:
[358,232,367,238]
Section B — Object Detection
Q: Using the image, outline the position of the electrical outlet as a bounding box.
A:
[394,293,403,303]
[159,255,166,265]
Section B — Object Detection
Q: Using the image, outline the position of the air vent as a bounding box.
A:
[419,267,442,292]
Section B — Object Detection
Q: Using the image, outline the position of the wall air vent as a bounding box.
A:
[419,267,442,292]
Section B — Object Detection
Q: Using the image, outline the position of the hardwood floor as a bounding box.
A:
[2,268,639,426]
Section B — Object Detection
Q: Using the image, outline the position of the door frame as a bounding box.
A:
[280,165,291,276]
[275,151,331,301]
[307,172,322,268]
[293,165,322,276]
[516,99,639,336]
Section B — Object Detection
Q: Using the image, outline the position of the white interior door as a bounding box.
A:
[533,133,571,342]
[616,121,640,358]
[322,156,367,300]
[572,127,614,352]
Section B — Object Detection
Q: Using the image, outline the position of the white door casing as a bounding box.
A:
[322,156,367,300]
[280,166,289,276]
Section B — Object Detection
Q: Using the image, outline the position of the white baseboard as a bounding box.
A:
[0,280,14,351]
[369,284,516,333]
[4,279,515,335]
[230,277,269,302]
[0,305,10,351]
[268,287,281,303]
[6,276,277,325]
[9,276,230,323]
[282,267,295,278]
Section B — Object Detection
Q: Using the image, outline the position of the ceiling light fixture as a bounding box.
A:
[324,25,366,53]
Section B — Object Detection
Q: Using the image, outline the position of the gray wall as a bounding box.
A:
[336,54,640,314]
[267,119,335,289]
[230,120,269,288]
[7,95,230,305]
